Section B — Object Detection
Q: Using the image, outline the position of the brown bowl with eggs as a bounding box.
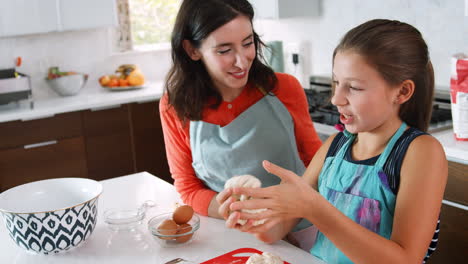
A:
[148,205,200,247]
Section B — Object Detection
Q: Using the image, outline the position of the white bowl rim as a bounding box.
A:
[0,177,102,214]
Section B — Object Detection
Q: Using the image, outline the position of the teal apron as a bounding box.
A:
[311,123,407,263]
[190,94,306,192]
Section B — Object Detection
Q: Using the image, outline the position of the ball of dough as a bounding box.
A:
[246,252,284,264]
[224,175,267,226]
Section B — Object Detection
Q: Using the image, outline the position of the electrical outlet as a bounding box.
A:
[283,41,309,88]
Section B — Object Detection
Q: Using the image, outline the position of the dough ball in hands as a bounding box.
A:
[224,175,267,226]
[246,252,284,264]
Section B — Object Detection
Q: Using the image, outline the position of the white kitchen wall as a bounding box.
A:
[0,28,171,100]
[254,0,468,89]
[0,0,465,101]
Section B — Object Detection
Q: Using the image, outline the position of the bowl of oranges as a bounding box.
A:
[99,64,145,90]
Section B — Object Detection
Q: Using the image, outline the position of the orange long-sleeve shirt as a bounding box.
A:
[159,73,322,215]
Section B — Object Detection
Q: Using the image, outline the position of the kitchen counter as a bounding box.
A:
[0,83,467,163]
[0,82,165,123]
[432,129,468,165]
[0,172,325,264]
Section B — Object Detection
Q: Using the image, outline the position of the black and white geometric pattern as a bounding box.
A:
[1,197,99,255]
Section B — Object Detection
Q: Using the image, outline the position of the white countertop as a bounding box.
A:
[432,129,468,165]
[0,82,165,123]
[0,172,325,264]
[0,83,466,163]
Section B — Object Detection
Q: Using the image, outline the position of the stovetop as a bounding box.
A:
[305,76,452,134]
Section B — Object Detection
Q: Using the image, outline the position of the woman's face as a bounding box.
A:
[331,51,401,134]
[193,15,256,100]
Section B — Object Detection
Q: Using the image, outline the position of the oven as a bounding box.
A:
[305,76,453,141]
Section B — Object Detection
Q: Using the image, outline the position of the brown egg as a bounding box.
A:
[176,223,193,243]
[157,219,178,240]
[173,205,194,225]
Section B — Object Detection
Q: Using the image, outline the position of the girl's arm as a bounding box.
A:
[232,135,447,263]
[302,135,447,263]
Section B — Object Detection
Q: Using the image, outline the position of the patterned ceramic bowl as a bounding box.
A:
[0,178,102,254]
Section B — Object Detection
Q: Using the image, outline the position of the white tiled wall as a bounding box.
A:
[0,0,466,101]
[0,28,171,100]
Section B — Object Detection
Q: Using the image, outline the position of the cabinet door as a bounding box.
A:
[249,0,319,19]
[429,204,468,263]
[129,101,172,183]
[58,0,118,31]
[249,0,279,19]
[0,0,58,37]
[0,137,88,192]
[82,105,134,181]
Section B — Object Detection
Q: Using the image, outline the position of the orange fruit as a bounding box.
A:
[108,78,119,87]
[118,79,129,87]
[99,75,111,86]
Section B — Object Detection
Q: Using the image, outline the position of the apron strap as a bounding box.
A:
[375,122,407,167]
[334,131,356,160]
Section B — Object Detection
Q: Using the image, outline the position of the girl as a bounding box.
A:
[160,0,322,218]
[222,19,447,263]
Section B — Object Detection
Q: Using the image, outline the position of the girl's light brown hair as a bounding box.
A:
[333,19,434,132]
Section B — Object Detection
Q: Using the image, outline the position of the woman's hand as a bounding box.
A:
[229,160,318,233]
[216,188,237,220]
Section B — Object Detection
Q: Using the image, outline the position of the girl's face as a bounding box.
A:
[195,15,256,100]
[331,51,401,134]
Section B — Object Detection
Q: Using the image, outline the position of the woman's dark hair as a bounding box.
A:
[165,0,277,121]
[333,19,434,132]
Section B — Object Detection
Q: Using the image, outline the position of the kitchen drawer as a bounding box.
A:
[0,137,88,192]
[428,204,468,263]
[444,161,468,206]
[0,112,83,150]
[82,104,131,137]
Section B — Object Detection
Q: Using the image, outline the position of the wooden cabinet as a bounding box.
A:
[0,100,172,192]
[429,161,468,263]
[0,0,117,37]
[0,112,87,192]
[129,100,172,184]
[82,105,135,181]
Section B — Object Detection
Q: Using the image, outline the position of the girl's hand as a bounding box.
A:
[229,160,318,233]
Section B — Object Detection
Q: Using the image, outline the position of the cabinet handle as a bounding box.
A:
[90,104,121,112]
[24,140,58,149]
[442,199,468,211]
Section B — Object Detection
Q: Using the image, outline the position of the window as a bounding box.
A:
[116,0,180,52]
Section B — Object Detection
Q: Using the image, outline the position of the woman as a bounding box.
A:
[160,0,322,218]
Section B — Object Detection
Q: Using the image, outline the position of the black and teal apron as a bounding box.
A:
[311,123,407,263]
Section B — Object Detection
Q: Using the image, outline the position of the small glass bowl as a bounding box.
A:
[147,212,200,247]
[104,200,156,231]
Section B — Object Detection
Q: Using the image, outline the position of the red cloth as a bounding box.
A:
[159,73,322,215]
